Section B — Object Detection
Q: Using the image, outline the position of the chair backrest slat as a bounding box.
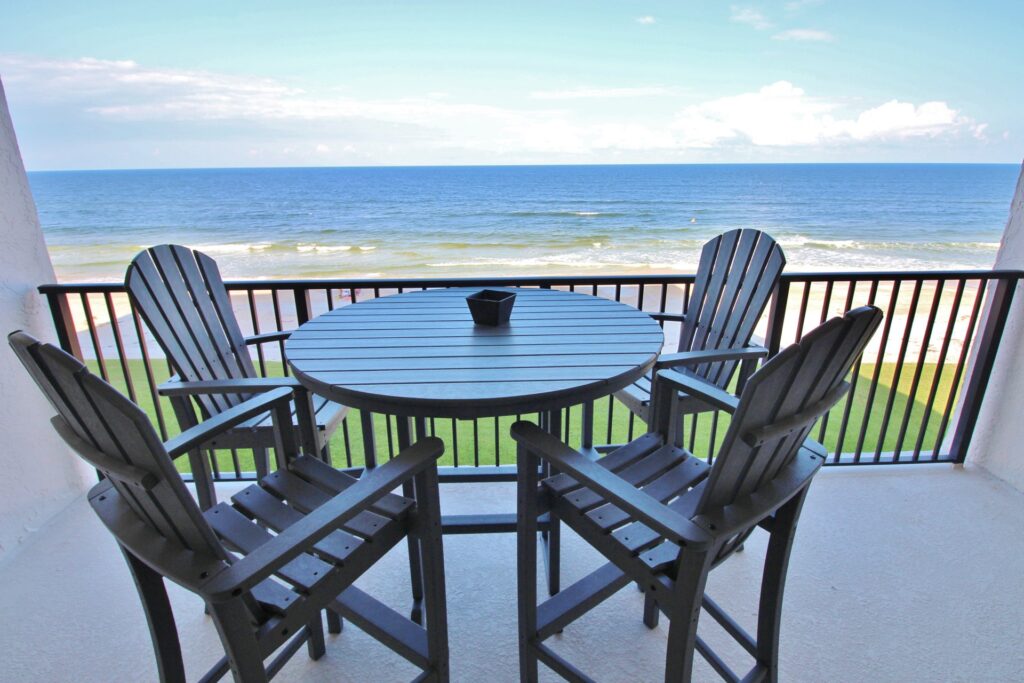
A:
[126,245,256,417]
[678,230,786,389]
[695,306,882,514]
[8,332,229,559]
[194,249,255,376]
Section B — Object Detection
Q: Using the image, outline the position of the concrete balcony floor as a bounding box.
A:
[1,464,1022,682]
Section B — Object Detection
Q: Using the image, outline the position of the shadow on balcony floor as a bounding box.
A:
[1,464,1022,682]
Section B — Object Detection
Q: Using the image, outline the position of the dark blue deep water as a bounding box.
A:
[28,163,1019,281]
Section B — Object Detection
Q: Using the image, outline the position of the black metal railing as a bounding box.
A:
[39,269,1020,479]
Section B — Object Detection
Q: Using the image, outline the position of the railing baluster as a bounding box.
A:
[45,290,84,359]
[947,277,1016,463]
[892,279,944,459]
[451,418,459,467]
[246,290,266,377]
[873,279,923,462]
[913,279,966,460]
[79,292,109,380]
[826,280,860,458]
[130,308,170,440]
[932,279,988,458]
[103,292,137,403]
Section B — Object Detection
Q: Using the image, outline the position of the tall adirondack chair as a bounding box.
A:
[613,229,785,443]
[9,331,450,683]
[125,244,349,510]
[514,306,882,682]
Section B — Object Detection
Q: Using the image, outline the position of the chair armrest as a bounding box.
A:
[245,331,291,345]
[158,376,301,397]
[164,387,294,458]
[655,369,740,414]
[510,422,712,549]
[654,345,768,371]
[200,436,446,601]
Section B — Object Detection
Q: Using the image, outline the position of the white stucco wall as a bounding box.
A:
[967,162,1024,489]
[0,78,91,566]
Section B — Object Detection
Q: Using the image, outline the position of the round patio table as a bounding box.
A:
[285,286,665,421]
[286,286,664,596]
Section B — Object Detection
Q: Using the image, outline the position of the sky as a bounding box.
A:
[1,0,1022,170]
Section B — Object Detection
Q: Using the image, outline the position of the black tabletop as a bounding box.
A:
[285,287,664,419]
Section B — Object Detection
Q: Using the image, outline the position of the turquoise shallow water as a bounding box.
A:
[28,163,1019,282]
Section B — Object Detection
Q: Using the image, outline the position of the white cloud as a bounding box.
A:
[671,81,976,148]
[636,16,656,25]
[730,6,773,30]
[772,28,834,42]
[529,86,672,100]
[784,0,824,10]
[0,55,986,162]
[0,55,511,126]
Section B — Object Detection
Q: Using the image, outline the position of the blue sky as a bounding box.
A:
[2,1,1021,170]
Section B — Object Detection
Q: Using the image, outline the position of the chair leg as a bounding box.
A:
[414,463,450,682]
[643,593,660,628]
[756,488,810,683]
[187,448,217,510]
[307,613,326,660]
[253,446,270,480]
[319,433,332,465]
[360,410,378,468]
[120,547,186,683]
[517,440,541,683]
[208,598,268,683]
[170,398,216,510]
[663,549,715,683]
[543,514,561,596]
[399,417,425,624]
[326,608,343,634]
[542,409,561,596]
[403,478,426,624]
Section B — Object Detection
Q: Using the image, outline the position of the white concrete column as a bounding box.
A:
[0,77,91,566]
[967,162,1024,489]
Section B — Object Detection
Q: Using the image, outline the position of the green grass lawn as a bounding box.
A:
[88,357,961,474]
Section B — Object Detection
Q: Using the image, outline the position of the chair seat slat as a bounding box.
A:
[260,470,392,541]
[205,503,334,591]
[544,432,661,495]
[587,456,709,532]
[230,484,363,564]
[289,455,413,520]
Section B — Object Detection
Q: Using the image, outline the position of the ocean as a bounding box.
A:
[27,164,1019,282]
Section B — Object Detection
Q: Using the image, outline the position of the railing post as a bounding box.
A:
[764,279,791,357]
[44,289,83,360]
[293,286,312,325]
[948,277,1017,463]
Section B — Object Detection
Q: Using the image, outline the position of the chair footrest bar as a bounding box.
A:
[331,586,430,669]
[702,593,758,657]
[536,562,631,639]
[534,642,595,683]
[441,512,550,535]
[265,624,313,680]
[695,634,740,683]
[437,465,519,483]
[740,663,769,683]
[196,655,230,683]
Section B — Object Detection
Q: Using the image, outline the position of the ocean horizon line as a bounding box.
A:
[26,161,1022,175]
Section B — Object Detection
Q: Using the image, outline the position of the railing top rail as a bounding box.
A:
[36,268,1024,295]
